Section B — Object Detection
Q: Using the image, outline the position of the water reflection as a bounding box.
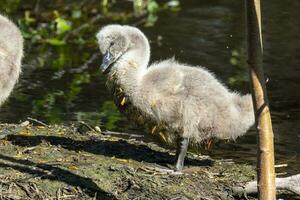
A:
[0,0,299,174]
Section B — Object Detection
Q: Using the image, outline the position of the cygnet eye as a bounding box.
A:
[110,41,115,47]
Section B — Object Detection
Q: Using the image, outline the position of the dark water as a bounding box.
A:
[0,0,299,175]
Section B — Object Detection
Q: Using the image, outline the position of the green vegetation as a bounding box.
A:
[0,0,181,126]
[2,0,180,45]
[227,48,249,89]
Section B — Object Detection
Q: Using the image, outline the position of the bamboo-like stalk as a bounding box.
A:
[245,0,276,199]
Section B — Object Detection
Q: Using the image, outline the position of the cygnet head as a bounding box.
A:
[96,24,149,74]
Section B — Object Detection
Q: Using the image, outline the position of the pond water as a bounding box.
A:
[0,0,299,175]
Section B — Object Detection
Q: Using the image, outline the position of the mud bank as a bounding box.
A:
[0,123,256,200]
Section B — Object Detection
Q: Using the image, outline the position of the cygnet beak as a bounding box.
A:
[100,50,115,74]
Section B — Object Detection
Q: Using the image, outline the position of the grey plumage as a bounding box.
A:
[0,14,23,106]
[96,25,254,170]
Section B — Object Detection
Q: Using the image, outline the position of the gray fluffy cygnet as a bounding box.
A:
[0,14,23,106]
[96,25,254,171]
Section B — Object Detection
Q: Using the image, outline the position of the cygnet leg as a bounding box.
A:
[175,137,189,171]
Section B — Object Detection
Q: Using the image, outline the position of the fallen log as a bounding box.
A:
[233,174,300,196]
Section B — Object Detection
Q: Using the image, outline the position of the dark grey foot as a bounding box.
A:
[175,137,189,171]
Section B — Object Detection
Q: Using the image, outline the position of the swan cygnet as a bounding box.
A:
[0,14,23,106]
[96,25,254,171]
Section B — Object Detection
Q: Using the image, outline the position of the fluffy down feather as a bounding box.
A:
[0,14,23,106]
[96,25,254,147]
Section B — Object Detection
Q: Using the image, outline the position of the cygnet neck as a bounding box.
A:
[110,26,150,95]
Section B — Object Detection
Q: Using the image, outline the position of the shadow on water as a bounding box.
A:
[0,153,116,200]
[6,134,213,167]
